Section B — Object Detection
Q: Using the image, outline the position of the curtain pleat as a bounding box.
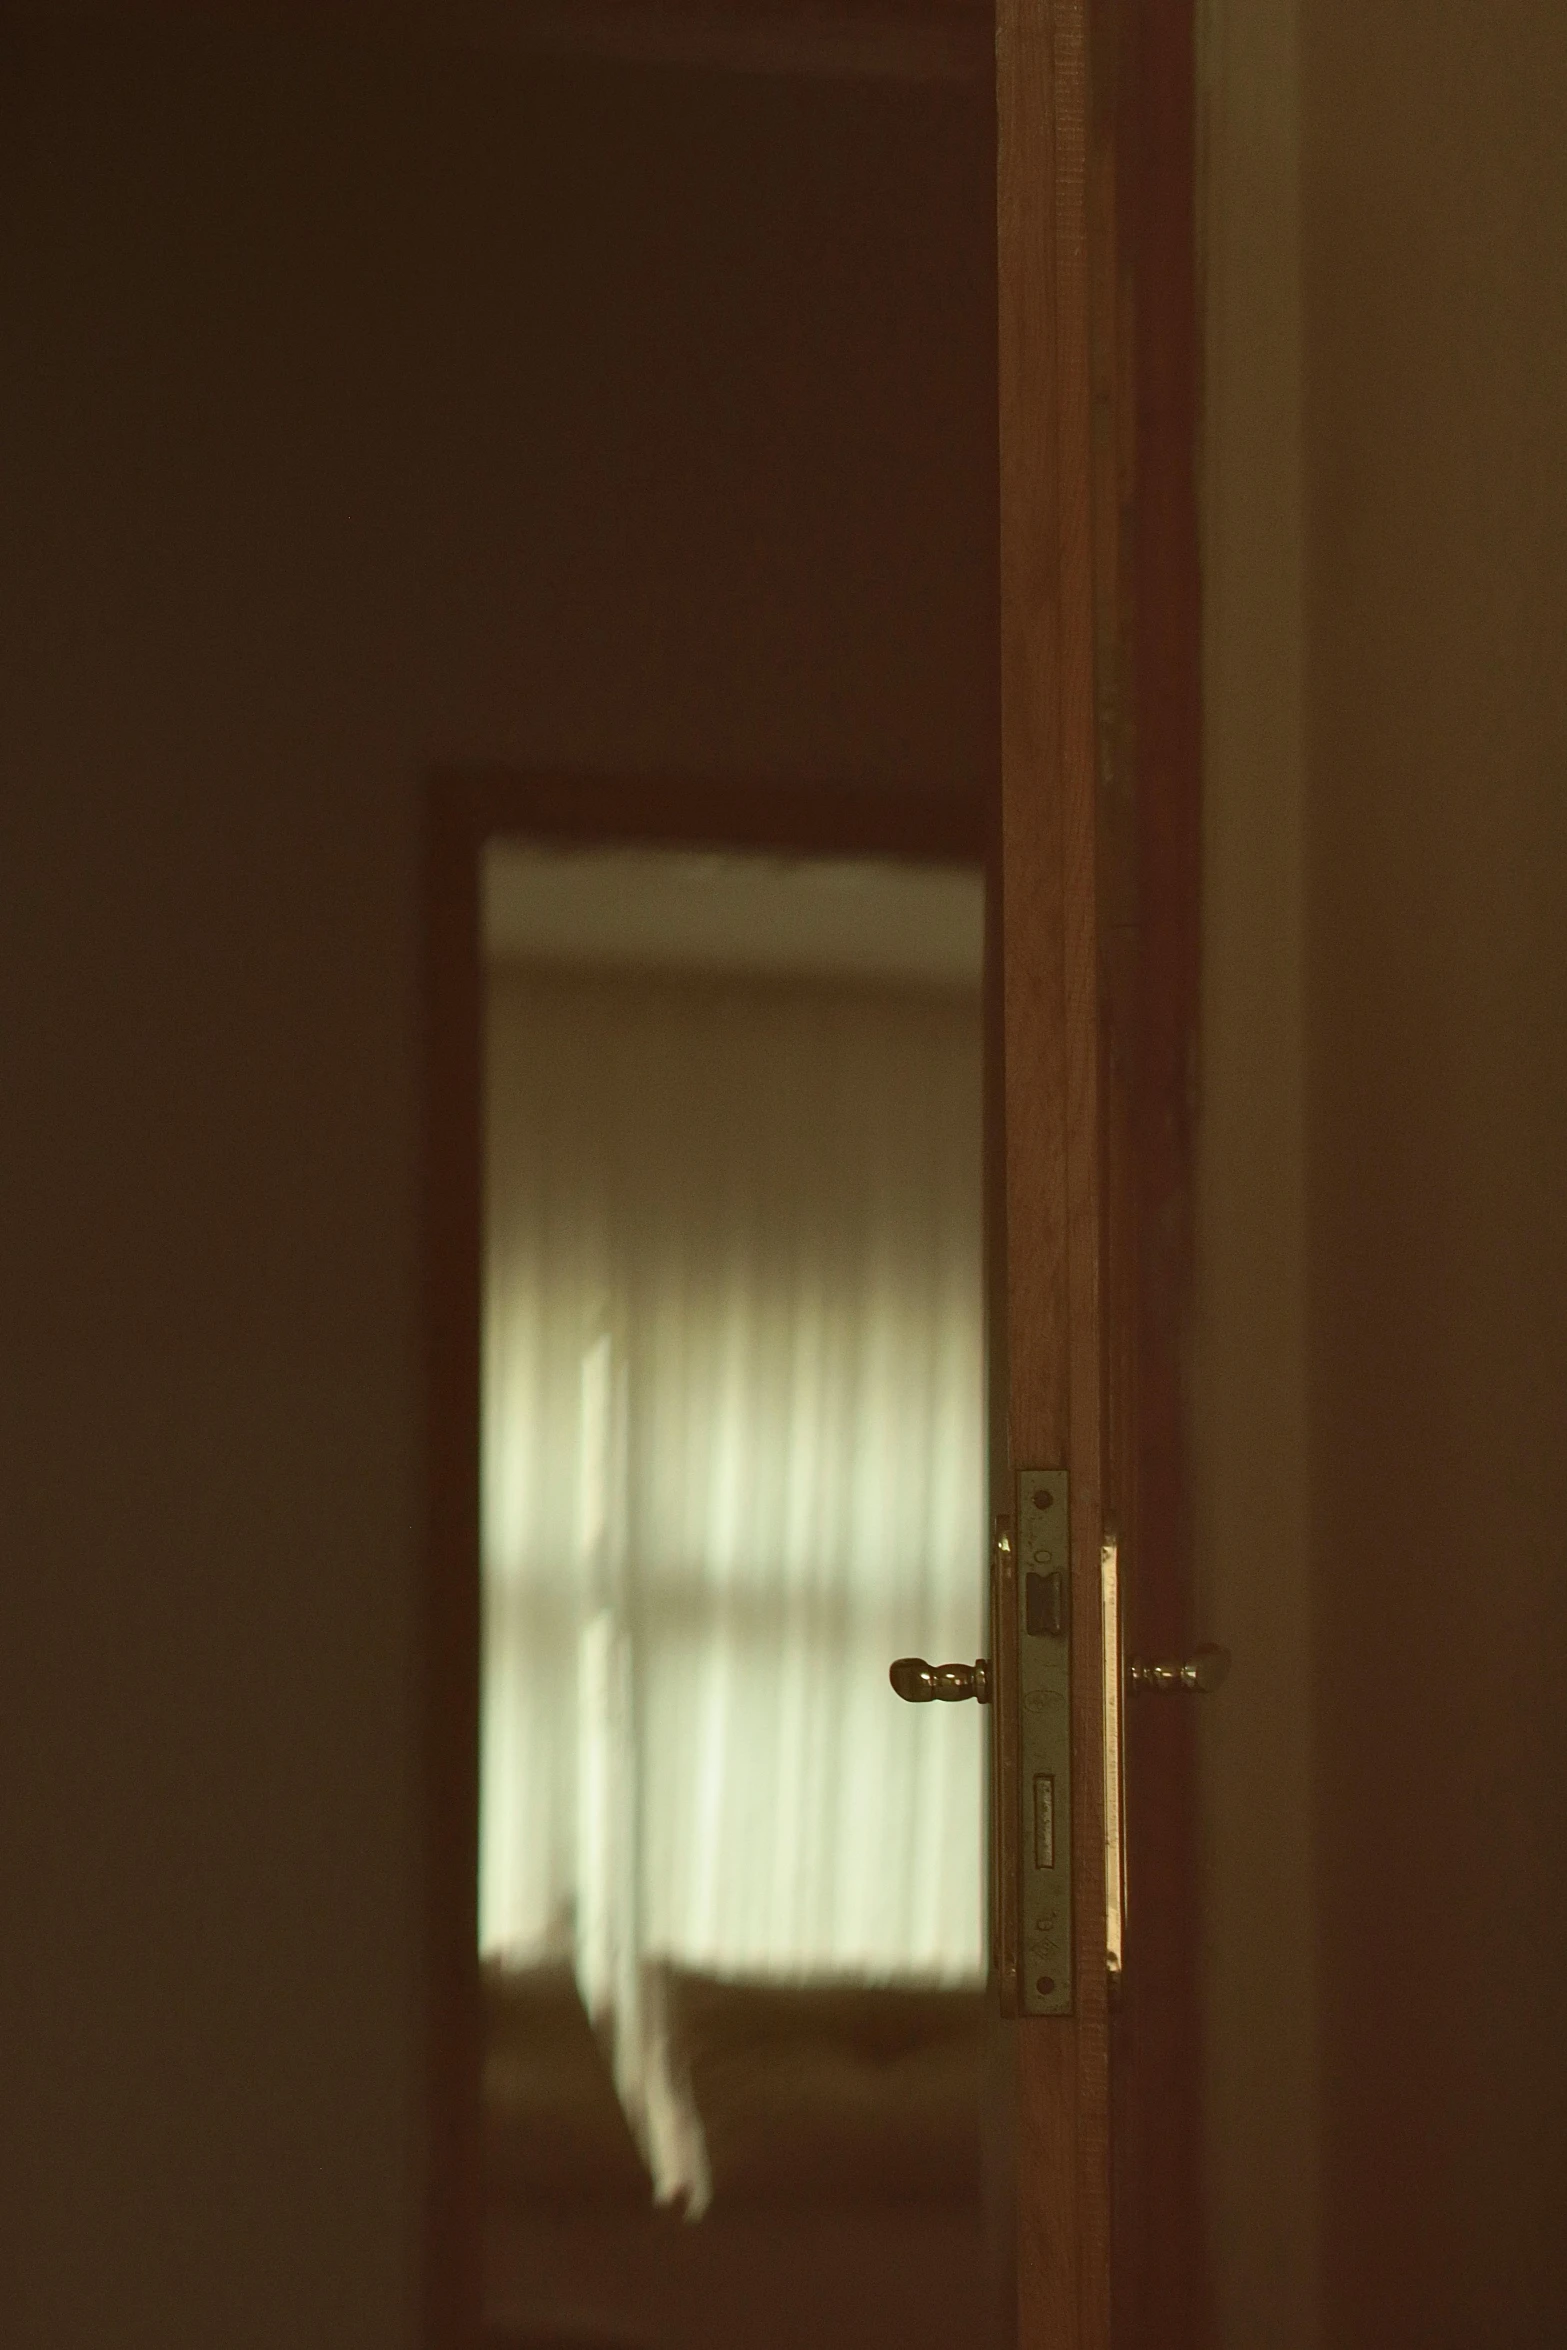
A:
[481,964,986,1984]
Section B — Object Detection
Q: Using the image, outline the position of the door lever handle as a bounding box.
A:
[889,1656,992,1704]
[1129,1642,1231,1694]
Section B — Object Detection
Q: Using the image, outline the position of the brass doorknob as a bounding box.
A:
[1129,1642,1231,1694]
[889,1656,992,1705]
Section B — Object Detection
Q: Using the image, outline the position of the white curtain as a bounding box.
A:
[480,964,986,1991]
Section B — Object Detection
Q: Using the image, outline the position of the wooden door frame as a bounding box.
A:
[418,0,1203,2337]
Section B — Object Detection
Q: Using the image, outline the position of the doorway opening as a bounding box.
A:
[423,776,996,2350]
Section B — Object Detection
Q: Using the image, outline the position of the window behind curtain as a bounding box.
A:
[480,937,986,1997]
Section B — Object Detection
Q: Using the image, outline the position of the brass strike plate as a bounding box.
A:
[1017,1469,1072,2017]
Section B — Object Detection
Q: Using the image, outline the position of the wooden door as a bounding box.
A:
[991,0,1109,2342]
[990,0,1205,2344]
[997,0,1111,2332]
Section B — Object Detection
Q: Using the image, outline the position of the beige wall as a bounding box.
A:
[1201,0,1567,2342]
[0,22,994,2342]
[1302,5,1567,2342]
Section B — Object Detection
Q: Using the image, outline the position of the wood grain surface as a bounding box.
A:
[996,0,1111,2342]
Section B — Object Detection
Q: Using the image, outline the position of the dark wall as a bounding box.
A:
[1302,4,1567,2343]
[0,21,995,2342]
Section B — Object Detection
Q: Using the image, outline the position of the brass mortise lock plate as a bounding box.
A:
[1015,1469,1072,2017]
